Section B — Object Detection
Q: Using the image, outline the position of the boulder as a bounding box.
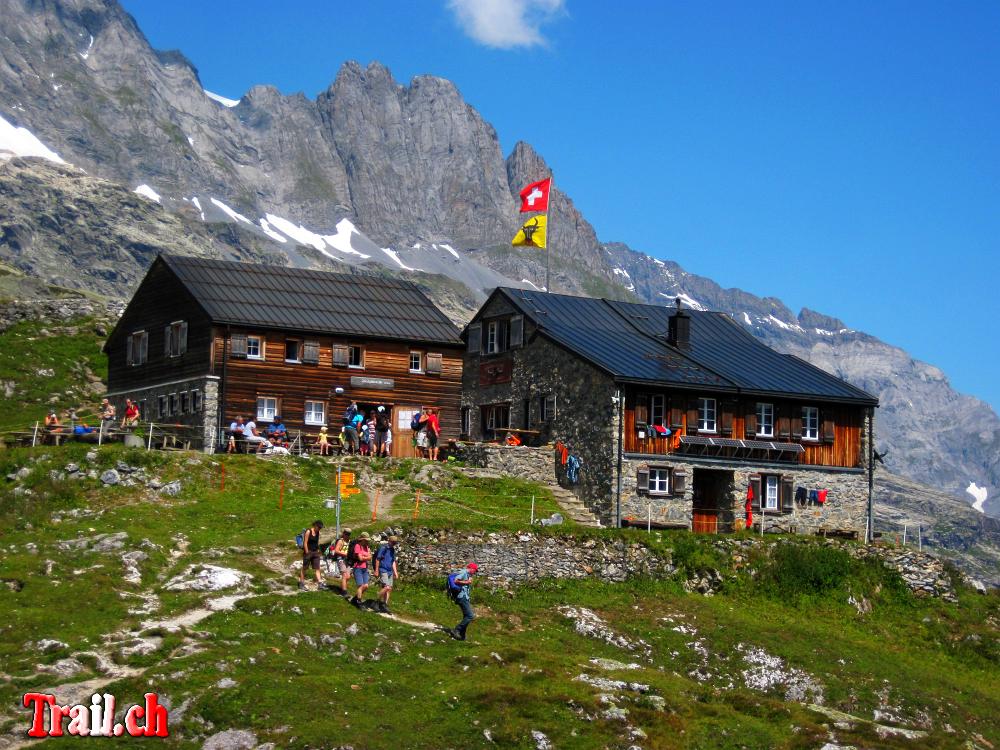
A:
[202,730,257,750]
[100,469,120,486]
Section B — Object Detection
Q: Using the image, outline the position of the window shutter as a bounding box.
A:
[164,326,172,356]
[139,332,148,364]
[302,340,319,364]
[509,315,524,348]
[686,401,699,434]
[791,412,802,441]
[672,469,687,496]
[781,476,794,512]
[749,475,762,508]
[467,323,482,354]
[636,467,649,495]
[426,352,443,375]
[179,321,188,354]
[126,335,134,365]
[822,416,835,444]
[720,404,734,437]
[744,407,757,438]
[634,400,648,426]
[332,344,348,367]
[231,333,247,359]
[777,407,791,439]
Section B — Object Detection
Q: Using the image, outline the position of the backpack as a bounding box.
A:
[445,572,464,599]
[345,542,360,566]
[295,528,309,549]
[376,413,390,431]
[410,413,423,431]
[344,404,358,422]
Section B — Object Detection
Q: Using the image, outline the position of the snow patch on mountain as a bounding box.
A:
[258,219,287,243]
[966,483,988,514]
[79,34,94,60]
[210,198,252,225]
[321,218,371,259]
[766,314,804,333]
[205,90,240,107]
[134,184,160,203]
[190,196,205,220]
[743,312,753,326]
[438,243,460,260]
[0,114,65,163]
[659,292,705,311]
[381,247,421,272]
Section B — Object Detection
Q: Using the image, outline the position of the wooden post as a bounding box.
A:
[530,496,535,525]
[278,478,285,510]
[918,525,922,552]
[903,524,907,546]
[147,422,154,451]
[98,419,105,447]
[413,490,421,520]
[31,421,39,447]
[647,504,651,533]
[370,489,380,522]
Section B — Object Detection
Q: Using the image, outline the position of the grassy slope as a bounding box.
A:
[0,446,997,749]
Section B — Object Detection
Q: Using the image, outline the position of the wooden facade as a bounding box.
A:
[622,389,864,468]
[212,328,463,457]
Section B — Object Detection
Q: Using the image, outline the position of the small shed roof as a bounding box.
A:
[160,255,462,345]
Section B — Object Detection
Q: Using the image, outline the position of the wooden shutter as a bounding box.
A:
[822,415,835,444]
[634,397,648,426]
[720,403,734,437]
[636,467,649,495]
[749,474,762,508]
[777,406,791,440]
[332,344,349,367]
[686,400,699,434]
[139,332,148,364]
[179,321,188,354]
[672,469,687,496]
[781,476,794,512]
[791,410,803,441]
[509,315,524,348]
[744,405,757,438]
[164,325,172,356]
[302,340,320,364]
[670,406,684,431]
[231,333,247,359]
[467,323,482,354]
[426,352,443,375]
[126,335,134,366]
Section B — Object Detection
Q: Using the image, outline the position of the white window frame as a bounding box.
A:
[698,397,717,433]
[650,395,666,426]
[802,406,819,441]
[461,406,471,436]
[409,351,424,373]
[764,475,779,510]
[304,400,326,426]
[179,391,190,415]
[191,390,202,412]
[246,335,263,360]
[168,393,178,417]
[257,396,278,423]
[166,321,186,358]
[648,468,671,495]
[756,402,774,438]
[485,403,510,431]
[348,345,364,369]
[284,339,301,363]
[157,395,167,419]
[128,330,148,366]
[484,319,509,355]
[540,393,557,422]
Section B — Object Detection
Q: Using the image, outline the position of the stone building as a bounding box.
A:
[461,288,879,537]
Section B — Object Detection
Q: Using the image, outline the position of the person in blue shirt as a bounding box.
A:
[266,416,287,445]
[373,535,400,614]
[446,563,478,641]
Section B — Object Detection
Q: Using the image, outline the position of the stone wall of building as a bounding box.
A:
[106,375,220,452]
[453,444,556,485]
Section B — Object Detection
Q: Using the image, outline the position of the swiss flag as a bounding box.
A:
[519,178,551,213]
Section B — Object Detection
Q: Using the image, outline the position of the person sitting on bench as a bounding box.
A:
[242,418,269,453]
[266,416,288,446]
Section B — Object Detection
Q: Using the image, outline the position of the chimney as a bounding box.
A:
[668,297,691,350]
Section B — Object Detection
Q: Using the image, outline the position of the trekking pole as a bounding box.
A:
[31,421,39,447]
[413,490,421,520]
[371,489,380,522]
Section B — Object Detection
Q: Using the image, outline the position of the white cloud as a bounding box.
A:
[447,0,565,49]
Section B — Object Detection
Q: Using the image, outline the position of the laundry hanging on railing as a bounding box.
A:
[566,454,582,484]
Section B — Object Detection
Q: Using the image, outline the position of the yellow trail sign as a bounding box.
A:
[341,487,362,496]
[339,472,356,485]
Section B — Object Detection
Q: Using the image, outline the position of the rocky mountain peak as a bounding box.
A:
[799,307,847,331]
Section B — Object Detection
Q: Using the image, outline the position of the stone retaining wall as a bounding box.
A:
[452,444,556,486]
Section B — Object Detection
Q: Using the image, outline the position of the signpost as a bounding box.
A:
[334,466,360,537]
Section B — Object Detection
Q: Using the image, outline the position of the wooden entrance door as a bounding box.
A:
[392,405,421,458]
[692,510,718,534]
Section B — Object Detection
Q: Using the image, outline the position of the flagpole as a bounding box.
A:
[546,175,554,293]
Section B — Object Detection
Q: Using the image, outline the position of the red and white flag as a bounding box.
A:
[519,178,551,213]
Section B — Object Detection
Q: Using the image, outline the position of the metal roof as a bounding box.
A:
[497,289,878,405]
[161,255,462,345]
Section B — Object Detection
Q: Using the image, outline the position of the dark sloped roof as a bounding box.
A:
[161,255,462,345]
[497,289,877,405]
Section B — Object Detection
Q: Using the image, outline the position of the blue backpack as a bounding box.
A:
[410,412,423,431]
[445,572,464,599]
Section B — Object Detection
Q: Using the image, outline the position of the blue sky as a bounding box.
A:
[121,0,1000,410]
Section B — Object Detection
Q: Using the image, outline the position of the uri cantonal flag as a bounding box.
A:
[512,215,547,249]
[519,178,551,213]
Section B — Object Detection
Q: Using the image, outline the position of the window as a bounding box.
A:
[164,321,187,357]
[191,390,202,412]
[257,396,278,422]
[409,351,424,373]
[483,403,510,434]
[540,393,557,422]
[756,402,774,437]
[484,319,510,354]
[650,395,666,426]
[284,339,301,362]
[168,393,178,416]
[157,395,167,419]
[802,406,819,440]
[246,336,263,360]
[648,468,671,495]
[304,400,326,426]
[348,345,364,368]
[764,475,779,510]
[461,406,471,437]
[698,397,717,433]
[126,330,148,366]
[180,391,190,414]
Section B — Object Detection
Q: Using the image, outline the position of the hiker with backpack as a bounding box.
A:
[425,407,441,461]
[349,531,373,608]
[343,402,360,455]
[373,535,400,614]
[297,520,326,591]
[412,409,429,458]
[330,527,353,598]
[445,562,478,641]
[374,406,391,457]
